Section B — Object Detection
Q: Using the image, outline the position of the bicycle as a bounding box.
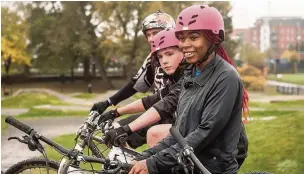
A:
[4,112,134,174]
[4,113,273,174]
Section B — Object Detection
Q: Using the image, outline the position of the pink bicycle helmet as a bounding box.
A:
[150,28,179,55]
[175,5,225,40]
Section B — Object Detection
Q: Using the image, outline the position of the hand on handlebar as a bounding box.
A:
[97,109,120,125]
[104,125,132,147]
[91,100,111,115]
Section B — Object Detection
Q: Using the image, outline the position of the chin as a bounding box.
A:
[165,70,174,75]
[185,57,197,64]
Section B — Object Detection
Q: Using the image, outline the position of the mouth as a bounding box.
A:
[164,66,172,71]
[183,51,196,58]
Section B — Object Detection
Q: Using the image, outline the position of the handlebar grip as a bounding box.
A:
[121,163,133,171]
[170,127,187,148]
[5,116,33,135]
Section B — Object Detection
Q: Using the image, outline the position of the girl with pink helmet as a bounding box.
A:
[130,5,249,174]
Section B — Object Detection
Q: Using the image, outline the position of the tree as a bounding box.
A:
[240,44,266,71]
[1,7,30,73]
[281,50,300,73]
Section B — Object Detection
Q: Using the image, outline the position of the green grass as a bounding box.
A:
[15,108,88,118]
[132,92,152,100]
[249,110,300,117]
[249,100,304,109]
[1,92,68,108]
[239,112,304,174]
[268,73,304,85]
[73,93,97,99]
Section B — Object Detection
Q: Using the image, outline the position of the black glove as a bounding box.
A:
[97,109,120,125]
[91,100,111,114]
[104,125,132,147]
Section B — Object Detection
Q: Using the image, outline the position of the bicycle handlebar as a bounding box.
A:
[5,116,132,172]
[169,127,211,174]
[5,116,33,135]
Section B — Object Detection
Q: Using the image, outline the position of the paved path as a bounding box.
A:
[1,116,86,171]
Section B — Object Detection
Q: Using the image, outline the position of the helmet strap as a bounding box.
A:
[196,43,219,66]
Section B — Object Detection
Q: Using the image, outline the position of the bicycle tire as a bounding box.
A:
[245,172,273,174]
[4,158,59,174]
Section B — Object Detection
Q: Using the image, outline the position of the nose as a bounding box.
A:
[162,56,169,65]
[147,35,154,44]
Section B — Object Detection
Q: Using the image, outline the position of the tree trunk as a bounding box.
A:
[23,65,30,76]
[83,57,90,78]
[293,62,298,74]
[79,1,114,89]
[126,6,144,79]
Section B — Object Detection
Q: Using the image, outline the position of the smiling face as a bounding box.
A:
[156,46,183,75]
[176,30,211,64]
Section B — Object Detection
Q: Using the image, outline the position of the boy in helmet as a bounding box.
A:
[91,10,176,149]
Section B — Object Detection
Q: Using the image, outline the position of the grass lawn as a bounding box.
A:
[240,112,304,174]
[268,73,304,85]
[249,100,304,110]
[13,108,89,119]
[1,92,68,108]
[73,93,97,99]
[132,92,152,100]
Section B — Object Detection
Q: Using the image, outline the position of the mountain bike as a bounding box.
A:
[4,112,133,174]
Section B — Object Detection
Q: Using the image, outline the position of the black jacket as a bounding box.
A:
[146,55,243,174]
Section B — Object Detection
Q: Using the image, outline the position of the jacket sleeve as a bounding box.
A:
[146,73,242,174]
[141,93,161,110]
[131,54,154,93]
[152,80,182,121]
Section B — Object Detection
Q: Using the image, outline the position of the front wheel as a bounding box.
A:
[4,158,59,174]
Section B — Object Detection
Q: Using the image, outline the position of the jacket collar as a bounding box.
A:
[192,55,222,87]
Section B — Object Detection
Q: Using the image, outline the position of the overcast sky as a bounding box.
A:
[230,0,304,29]
[2,0,304,29]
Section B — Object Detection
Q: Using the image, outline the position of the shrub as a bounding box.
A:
[237,64,266,91]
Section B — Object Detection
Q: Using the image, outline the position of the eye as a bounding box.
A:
[166,51,174,56]
[190,35,198,41]
[157,55,163,60]
[177,36,186,42]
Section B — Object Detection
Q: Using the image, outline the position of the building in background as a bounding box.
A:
[232,17,304,59]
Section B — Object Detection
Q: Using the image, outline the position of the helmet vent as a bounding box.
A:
[191,15,198,19]
[179,16,183,20]
[159,40,164,46]
[179,22,184,26]
[200,6,205,9]
[188,20,196,25]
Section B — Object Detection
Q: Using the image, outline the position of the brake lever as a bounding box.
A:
[8,136,30,144]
